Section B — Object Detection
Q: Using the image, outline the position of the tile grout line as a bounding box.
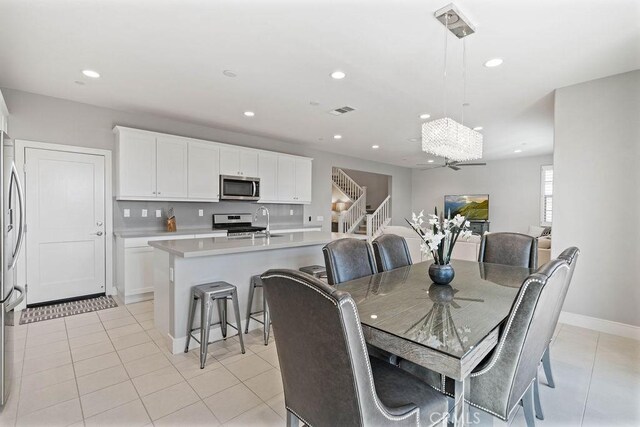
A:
[579,332,600,426]
[65,316,86,423]
[99,304,155,424]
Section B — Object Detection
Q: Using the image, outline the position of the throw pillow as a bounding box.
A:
[527,225,545,237]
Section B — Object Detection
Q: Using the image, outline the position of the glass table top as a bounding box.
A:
[335,260,533,359]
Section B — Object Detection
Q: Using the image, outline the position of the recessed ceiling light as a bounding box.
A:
[333,134,342,140]
[330,71,346,80]
[427,159,435,163]
[370,314,378,319]
[223,70,237,78]
[372,145,380,149]
[419,113,431,120]
[514,149,522,153]
[243,111,255,117]
[484,58,503,68]
[82,69,100,78]
[473,126,483,131]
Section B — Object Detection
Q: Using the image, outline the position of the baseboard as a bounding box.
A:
[559,311,640,341]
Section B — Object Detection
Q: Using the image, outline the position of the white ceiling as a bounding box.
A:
[0,0,638,167]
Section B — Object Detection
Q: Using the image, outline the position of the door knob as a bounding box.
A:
[93,231,103,236]
[96,221,103,226]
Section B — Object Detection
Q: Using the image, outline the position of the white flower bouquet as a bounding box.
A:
[406,208,472,265]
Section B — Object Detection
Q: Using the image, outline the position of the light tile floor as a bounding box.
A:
[1,301,639,426]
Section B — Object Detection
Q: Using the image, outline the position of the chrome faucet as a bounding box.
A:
[254,206,270,236]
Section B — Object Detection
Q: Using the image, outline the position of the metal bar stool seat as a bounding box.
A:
[244,275,271,345]
[185,281,245,368]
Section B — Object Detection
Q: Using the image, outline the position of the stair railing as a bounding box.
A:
[338,188,367,234]
[366,195,391,239]
[332,167,363,202]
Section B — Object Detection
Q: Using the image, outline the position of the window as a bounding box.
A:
[540,165,553,226]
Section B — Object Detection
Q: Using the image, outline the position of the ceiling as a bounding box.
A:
[0,0,638,168]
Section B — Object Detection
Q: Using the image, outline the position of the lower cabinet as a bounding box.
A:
[115,232,226,304]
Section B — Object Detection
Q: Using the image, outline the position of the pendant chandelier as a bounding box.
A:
[422,5,483,163]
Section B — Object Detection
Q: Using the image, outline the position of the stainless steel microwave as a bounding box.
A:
[220,175,260,201]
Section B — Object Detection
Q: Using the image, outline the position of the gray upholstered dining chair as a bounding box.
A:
[478,232,538,268]
[534,247,580,419]
[372,234,413,272]
[260,269,450,427]
[322,238,377,286]
[400,258,571,427]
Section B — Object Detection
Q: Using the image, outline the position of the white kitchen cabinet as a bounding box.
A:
[294,158,313,203]
[258,153,278,202]
[276,156,312,204]
[156,136,188,198]
[114,126,312,203]
[116,232,226,303]
[116,129,157,198]
[277,156,296,201]
[220,147,258,177]
[188,141,220,200]
[240,150,259,177]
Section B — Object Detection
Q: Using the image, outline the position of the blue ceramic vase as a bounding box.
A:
[429,263,455,285]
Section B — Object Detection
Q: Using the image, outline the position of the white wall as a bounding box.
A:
[411,154,553,233]
[341,168,391,209]
[2,88,413,230]
[554,70,640,328]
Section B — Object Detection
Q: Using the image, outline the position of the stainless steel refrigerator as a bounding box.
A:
[0,130,25,409]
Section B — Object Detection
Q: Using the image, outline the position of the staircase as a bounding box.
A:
[332,167,367,234]
[332,167,392,238]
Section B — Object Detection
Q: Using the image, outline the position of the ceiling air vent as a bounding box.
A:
[328,106,356,116]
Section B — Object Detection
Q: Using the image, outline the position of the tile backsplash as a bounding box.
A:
[114,200,305,232]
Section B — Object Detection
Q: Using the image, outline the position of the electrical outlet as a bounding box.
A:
[155,210,162,218]
[198,209,204,217]
[123,209,130,218]
[141,209,148,218]
[316,216,324,222]
[289,209,294,216]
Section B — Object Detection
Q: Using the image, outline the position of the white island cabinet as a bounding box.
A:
[149,231,352,354]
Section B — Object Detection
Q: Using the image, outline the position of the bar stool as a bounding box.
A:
[299,265,327,279]
[185,281,245,369]
[244,275,270,345]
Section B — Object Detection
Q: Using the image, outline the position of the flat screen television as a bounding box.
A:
[444,194,489,221]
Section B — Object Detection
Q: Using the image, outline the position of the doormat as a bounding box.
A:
[19,295,118,325]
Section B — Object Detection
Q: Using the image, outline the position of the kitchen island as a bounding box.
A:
[150,231,359,353]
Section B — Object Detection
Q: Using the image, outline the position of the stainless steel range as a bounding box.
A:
[213,213,266,238]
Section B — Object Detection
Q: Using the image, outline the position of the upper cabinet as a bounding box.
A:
[220,147,258,177]
[114,126,312,204]
[0,89,8,134]
[276,156,312,204]
[116,129,157,198]
[188,141,220,200]
[258,152,278,203]
[156,136,188,198]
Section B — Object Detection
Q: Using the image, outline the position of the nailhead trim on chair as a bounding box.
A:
[261,273,337,306]
[471,264,569,378]
[340,298,421,426]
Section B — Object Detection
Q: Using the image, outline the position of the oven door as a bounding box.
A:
[220,175,260,200]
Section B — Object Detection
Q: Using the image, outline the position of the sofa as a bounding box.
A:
[379,225,551,268]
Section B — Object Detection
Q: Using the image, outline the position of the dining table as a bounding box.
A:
[335,259,534,427]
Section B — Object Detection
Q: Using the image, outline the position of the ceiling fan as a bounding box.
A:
[419,158,486,171]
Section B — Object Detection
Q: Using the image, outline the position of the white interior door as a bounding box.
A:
[25,148,106,304]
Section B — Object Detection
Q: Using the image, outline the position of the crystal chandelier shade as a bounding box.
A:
[422,117,483,162]
[422,5,483,163]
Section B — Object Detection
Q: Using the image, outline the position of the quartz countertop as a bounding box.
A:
[148,231,362,258]
[114,224,321,239]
